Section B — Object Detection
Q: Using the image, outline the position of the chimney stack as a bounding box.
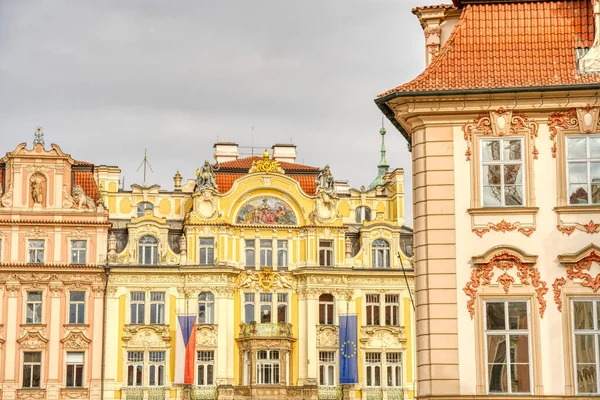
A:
[271,144,297,164]
[213,142,239,163]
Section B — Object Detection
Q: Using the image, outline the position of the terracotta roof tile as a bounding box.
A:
[215,173,245,193]
[73,171,100,201]
[215,172,318,195]
[216,156,319,172]
[380,0,598,96]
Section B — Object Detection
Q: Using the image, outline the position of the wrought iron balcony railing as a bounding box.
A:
[239,322,293,338]
[318,386,343,400]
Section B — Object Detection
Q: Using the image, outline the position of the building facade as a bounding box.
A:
[100,140,414,400]
[377,0,600,399]
[0,132,109,400]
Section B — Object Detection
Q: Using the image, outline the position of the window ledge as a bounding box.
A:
[64,323,89,328]
[554,205,600,214]
[468,207,539,216]
[20,323,47,328]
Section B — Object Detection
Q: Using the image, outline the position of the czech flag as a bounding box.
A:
[175,315,196,384]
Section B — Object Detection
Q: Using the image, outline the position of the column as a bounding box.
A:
[216,296,228,384]
[3,283,20,400]
[280,350,287,386]
[297,294,308,385]
[90,284,105,398]
[224,294,235,385]
[305,295,318,384]
[47,282,63,400]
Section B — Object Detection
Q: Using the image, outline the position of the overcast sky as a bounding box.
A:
[0,0,441,225]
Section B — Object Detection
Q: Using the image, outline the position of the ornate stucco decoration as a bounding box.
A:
[60,389,89,399]
[548,105,600,157]
[67,227,90,239]
[360,326,406,348]
[0,182,13,207]
[17,329,48,350]
[249,150,285,174]
[23,227,49,239]
[61,330,91,350]
[115,215,180,265]
[72,184,96,210]
[192,189,221,221]
[195,160,218,192]
[62,184,76,208]
[196,325,218,348]
[16,389,46,399]
[123,325,171,349]
[557,219,600,235]
[464,247,547,319]
[553,244,600,311]
[237,268,296,292]
[463,108,539,162]
[473,219,535,237]
[316,325,339,349]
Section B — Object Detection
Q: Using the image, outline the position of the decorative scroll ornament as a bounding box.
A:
[557,220,600,235]
[553,247,600,311]
[61,330,91,350]
[17,330,48,350]
[195,160,218,192]
[464,249,547,319]
[548,105,600,157]
[250,150,285,174]
[472,220,535,237]
[463,108,539,161]
[237,268,296,292]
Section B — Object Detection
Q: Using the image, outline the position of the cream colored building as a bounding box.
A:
[377,0,600,399]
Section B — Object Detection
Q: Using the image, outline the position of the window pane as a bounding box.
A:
[509,335,529,363]
[482,186,502,207]
[591,163,600,204]
[504,164,522,185]
[575,335,596,363]
[66,352,85,363]
[569,162,588,183]
[508,302,528,330]
[577,364,598,393]
[591,137,600,157]
[245,304,254,323]
[504,185,523,206]
[568,138,587,159]
[488,364,507,392]
[574,301,594,330]
[207,365,214,385]
[487,335,506,363]
[486,303,505,330]
[503,140,522,161]
[569,184,589,205]
[482,165,501,186]
[482,140,501,161]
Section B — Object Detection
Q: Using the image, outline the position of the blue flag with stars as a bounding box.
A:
[339,315,358,384]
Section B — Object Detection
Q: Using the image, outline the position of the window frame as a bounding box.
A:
[148,351,166,387]
[319,351,337,387]
[69,240,87,265]
[256,350,280,385]
[319,240,334,267]
[68,291,86,325]
[319,293,335,325]
[126,351,144,387]
[198,292,215,324]
[243,291,290,324]
[27,239,45,264]
[372,239,391,268]
[365,352,382,387]
[130,292,146,325]
[565,135,600,205]
[65,351,85,388]
[138,235,159,265]
[260,239,273,267]
[149,292,165,325]
[22,351,42,388]
[571,298,600,394]
[244,239,255,269]
[137,202,154,217]
[277,240,288,269]
[25,291,43,324]
[355,206,372,224]
[197,351,215,386]
[198,237,215,265]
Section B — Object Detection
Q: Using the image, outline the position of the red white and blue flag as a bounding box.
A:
[175,315,196,384]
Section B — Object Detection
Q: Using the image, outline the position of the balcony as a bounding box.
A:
[362,387,405,400]
[190,386,217,400]
[318,386,343,400]
[239,322,292,338]
[122,387,167,400]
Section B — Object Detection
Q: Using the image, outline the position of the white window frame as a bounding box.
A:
[319,351,336,387]
[243,291,290,324]
[126,351,144,387]
[484,299,532,395]
[372,239,391,268]
[25,291,43,324]
[384,294,400,326]
[137,202,154,217]
[68,291,86,324]
[277,240,288,269]
[319,293,335,325]
[70,240,87,264]
[256,350,280,385]
[386,353,403,387]
[365,294,380,326]
[319,240,334,267]
[199,238,215,265]
[365,352,382,387]
[198,292,215,324]
[138,235,158,265]
[244,239,255,269]
[28,239,45,264]
[130,292,146,324]
[22,351,42,388]
[480,137,525,207]
[571,299,600,394]
[149,292,165,325]
[566,135,600,205]
[355,206,371,224]
[260,239,273,267]
[148,351,165,387]
[197,351,215,386]
[65,351,85,388]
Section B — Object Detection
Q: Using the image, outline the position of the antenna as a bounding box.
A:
[136,149,154,186]
[251,127,254,157]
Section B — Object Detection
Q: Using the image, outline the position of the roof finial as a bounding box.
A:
[368,120,390,190]
[33,126,45,147]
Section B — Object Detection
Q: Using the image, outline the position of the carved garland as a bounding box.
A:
[557,220,600,235]
[463,251,547,319]
[472,220,535,238]
[552,250,600,311]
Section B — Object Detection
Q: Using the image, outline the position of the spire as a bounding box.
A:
[368,122,390,190]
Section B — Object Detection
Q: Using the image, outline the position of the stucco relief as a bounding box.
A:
[196,325,218,348]
[548,105,600,157]
[61,330,91,350]
[23,227,49,238]
[60,389,89,399]
[237,268,296,292]
[0,181,13,207]
[360,326,406,348]
[472,220,535,237]
[123,325,171,349]
[553,246,600,311]
[192,189,221,220]
[16,389,46,399]
[17,329,48,350]
[557,220,600,235]
[316,325,339,348]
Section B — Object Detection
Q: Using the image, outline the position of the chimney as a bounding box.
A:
[271,144,297,164]
[412,5,461,66]
[213,142,239,163]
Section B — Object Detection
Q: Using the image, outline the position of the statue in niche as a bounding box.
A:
[30,174,46,205]
[315,165,336,196]
[195,160,218,192]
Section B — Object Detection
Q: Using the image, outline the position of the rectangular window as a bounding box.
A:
[366,294,380,326]
[127,351,144,387]
[70,240,87,264]
[198,292,215,324]
[566,135,600,205]
[277,293,288,323]
[150,292,165,324]
[385,295,400,326]
[197,351,215,386]
[69,291,86,324]
[572,299,600,394]
[319,294,335,325]
[319,351,336,387]
[245,239,255,269]
[26,291,43,324]
[319,240,334,267]
[365,352,381,387]
[28,239,45,264]
[481,138,524,207]
[485,300,531,394]
[386,353,402,387]
[130,292,145,324]
[199,238,214,265]
[149,351,165,386]
[277,240,288,269]
[22,352,42,388]
[260,293,272,323]
[244,293,255,323]
[260,240,273,267]
[66,352,84,388]
[256,350,280,384]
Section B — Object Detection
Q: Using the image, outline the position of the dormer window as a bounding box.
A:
[355,206,371,224]
[138,236,158,265]
[372,239,390,268]
[137,202,154,217]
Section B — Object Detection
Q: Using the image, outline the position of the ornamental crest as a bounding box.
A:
[249,150,285,174]
[61,330,91,350]
[237,268,296,292]
[17,330,48,350]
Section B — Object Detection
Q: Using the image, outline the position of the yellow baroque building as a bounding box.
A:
[100,140,414,400]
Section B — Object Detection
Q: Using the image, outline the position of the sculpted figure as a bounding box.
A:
[315,164,336,196]
[195,160,218,192]
[31,179,43,204]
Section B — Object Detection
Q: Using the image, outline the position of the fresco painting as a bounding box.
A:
[236,197,296,225]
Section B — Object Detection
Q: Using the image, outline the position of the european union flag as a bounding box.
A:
[339,315,358,384]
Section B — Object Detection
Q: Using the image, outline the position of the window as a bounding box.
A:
[28,240,45,264]
[198,292,215,324]
[127,351,144,386]
[481,138,524,207]
[277,240,288,269]
[197,351,215,386]
[70,240,87,264]
[22,352,42,388]
[372,239,391,268]
[385,295,400,326]
[319,351,336,387]
[277,294,288,323]
[319,240,334,267]
[485,300,531,394]
[386,353,402,387]
[245,239,255,269]
[137,202,153,217]
[69,292,85,324]
[148,351,165,386]
[66,352,84,388]
[260,240,272,267]
[244,293,255,323]
[199,238,214,265]
[26,291,43,324]
[256,350,280,384]
[355,206,371,223]
[365,353,381,387]
[130,292,145,324]
[150,292,165,324]
[138,236,158,265]
[319,294,335,325]
[260,293,272,323]
[566,136,600,204]
[572,299,600,394]
[366,294,380,326]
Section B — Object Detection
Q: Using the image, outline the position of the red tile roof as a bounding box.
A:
[215,172,318,195]
[216,156,319,172]
[73,171,100,201]
[380,0,598,96]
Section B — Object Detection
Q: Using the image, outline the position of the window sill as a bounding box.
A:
[64,323,89,328]
[554,205,600,214]
[468,207,539,216]
[20,323,47,328]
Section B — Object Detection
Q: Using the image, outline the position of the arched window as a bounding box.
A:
[319,294,335,325]
[138,236,158,265]
[137,202,154,217]
[372,239,390,268]
[198,292,215,324]
[355,206,371,224]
